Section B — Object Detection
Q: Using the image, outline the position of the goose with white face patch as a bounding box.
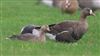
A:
[47,8,95,43]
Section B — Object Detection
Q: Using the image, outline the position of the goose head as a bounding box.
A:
[40,25,50,32]
[82,8,95,16]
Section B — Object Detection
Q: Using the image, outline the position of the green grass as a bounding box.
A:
[0,0,100,56]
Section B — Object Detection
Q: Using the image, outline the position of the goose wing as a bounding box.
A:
[49,21,78,34]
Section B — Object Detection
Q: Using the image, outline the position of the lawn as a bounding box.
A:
[0,0,100,56]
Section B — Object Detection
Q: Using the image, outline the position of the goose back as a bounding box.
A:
[21,24,55,34]
[21,25,40,34]
[48,21,79,35]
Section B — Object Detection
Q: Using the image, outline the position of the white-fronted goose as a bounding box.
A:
[78,0,100,11]
[47,8,95,42]
[61,0,79,14]
[10,25,50,42]
[53,0,79,14]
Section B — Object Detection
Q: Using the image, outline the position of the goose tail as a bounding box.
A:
[8,35,19,40]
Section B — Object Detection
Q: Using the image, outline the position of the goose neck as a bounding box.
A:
[80,14,87,21]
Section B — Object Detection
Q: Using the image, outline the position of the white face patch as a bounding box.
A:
[90,9,93,14]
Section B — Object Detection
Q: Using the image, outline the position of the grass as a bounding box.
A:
[0,0,100,56]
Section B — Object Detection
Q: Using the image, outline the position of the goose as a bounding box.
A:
[61,0,79,14]
[53,0,79,14]
[47,8,95,42]
[10,25,50,42]
[78,0,100,11]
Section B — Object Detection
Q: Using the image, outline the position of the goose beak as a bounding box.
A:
[91,13,95,16]
[90,10,95,16]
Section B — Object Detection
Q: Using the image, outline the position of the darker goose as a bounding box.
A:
[48,8,95,35]
[48,8,95,42]
[10,25,50,42]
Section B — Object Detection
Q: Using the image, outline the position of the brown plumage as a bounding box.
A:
[61,0,79,14]
[53,0,79,14]
[19,8,95,42]
[55,31,76,43]
[48,8,95,42]
[10,25,50,42]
